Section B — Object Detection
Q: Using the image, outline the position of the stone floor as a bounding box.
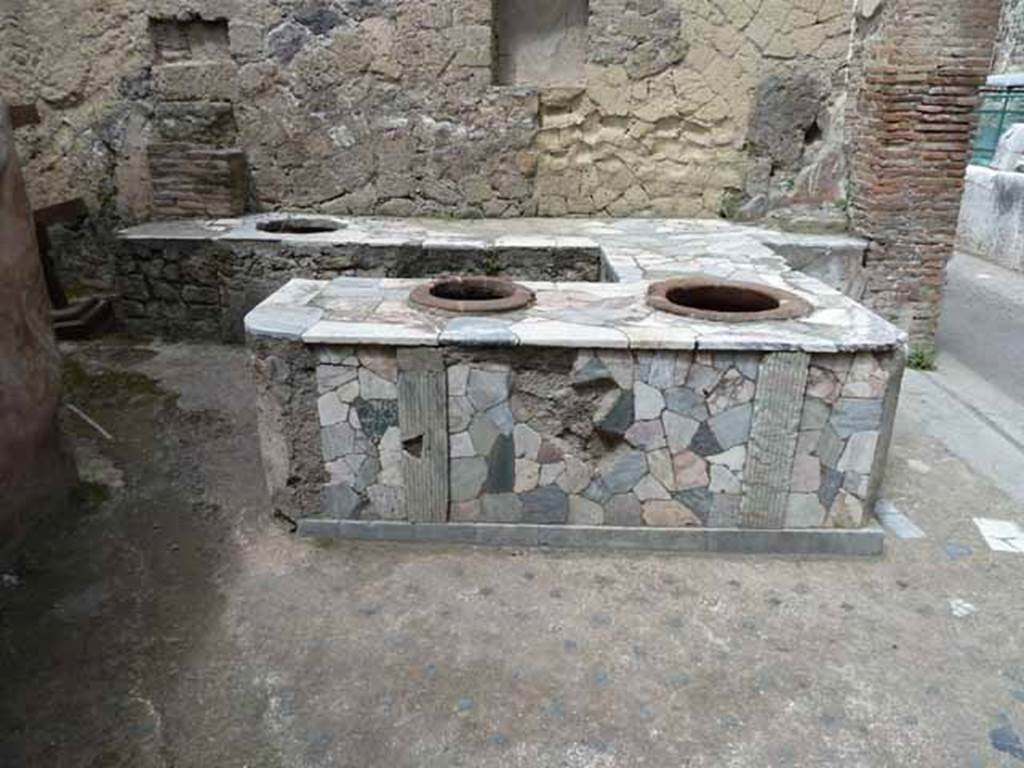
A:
[1,336,1023,767]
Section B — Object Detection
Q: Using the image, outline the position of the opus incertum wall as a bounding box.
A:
[244,218,906,556]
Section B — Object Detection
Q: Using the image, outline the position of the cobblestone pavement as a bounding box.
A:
[1,339,1022,767]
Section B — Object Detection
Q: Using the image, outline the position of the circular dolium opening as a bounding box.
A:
[410,276,534,313]
[430,279,515,302]
[666,284,780,314]
[256,217,345,234]
[647,277,812,322]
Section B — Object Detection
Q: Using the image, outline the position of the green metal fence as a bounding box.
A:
[970,86,1024,166]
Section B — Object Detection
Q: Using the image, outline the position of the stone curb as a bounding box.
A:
[296,519,886,557]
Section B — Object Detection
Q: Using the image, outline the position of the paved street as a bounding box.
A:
[939,253,1024,410]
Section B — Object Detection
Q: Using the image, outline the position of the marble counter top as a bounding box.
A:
[119,214,867,285]
[246,274,906,353]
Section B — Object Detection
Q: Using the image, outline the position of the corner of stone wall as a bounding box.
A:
[250,337,324,523]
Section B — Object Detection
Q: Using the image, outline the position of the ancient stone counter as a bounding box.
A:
[246,269,905,556]
[117,214,868,342]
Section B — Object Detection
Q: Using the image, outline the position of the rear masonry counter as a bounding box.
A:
[246,267,905,556]
[116,215,871,342]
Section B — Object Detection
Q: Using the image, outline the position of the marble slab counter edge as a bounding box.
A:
[245,277,908,353]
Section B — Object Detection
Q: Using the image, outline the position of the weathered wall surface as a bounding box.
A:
[2,0,854,227]
[2,0,1006,342]
[995,0,1024,73]
[0,0,153,292]
[0,1,151,213]
[0,99,76,554]
[536,0,854,220]
[846,0,1003,341]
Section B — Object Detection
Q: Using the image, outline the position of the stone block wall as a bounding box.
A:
[846,0,1004,340]
[114,239,233,339]
[255,341,904,532]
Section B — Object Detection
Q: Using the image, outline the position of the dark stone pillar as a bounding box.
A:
[0,98,76,555]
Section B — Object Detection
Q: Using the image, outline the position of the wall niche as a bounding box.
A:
[493,0,588,86]
[149,17,230,64]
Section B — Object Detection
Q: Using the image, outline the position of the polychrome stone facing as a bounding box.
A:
[302,344,903,530]
[316,346,403,521]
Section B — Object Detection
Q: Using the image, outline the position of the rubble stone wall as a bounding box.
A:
[3,0,853,225]
[116,239,603,341]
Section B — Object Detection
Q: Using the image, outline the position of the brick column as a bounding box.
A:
[848,0,1003,344]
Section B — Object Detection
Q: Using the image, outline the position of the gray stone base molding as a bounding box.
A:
[297,519,885,557]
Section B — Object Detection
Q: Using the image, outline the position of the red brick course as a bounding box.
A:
[848,0,1003,343]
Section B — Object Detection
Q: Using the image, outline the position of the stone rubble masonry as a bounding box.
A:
[532,0,853,220]
[6,0,856,224]
[846,0,1004,342]
[252,341,901,532]
[114,235,603,342]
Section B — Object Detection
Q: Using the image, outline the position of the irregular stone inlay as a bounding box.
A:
[595,389,635,439]
[600,450,648,494]
[520,485,569,524]
[352,397,399,442]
